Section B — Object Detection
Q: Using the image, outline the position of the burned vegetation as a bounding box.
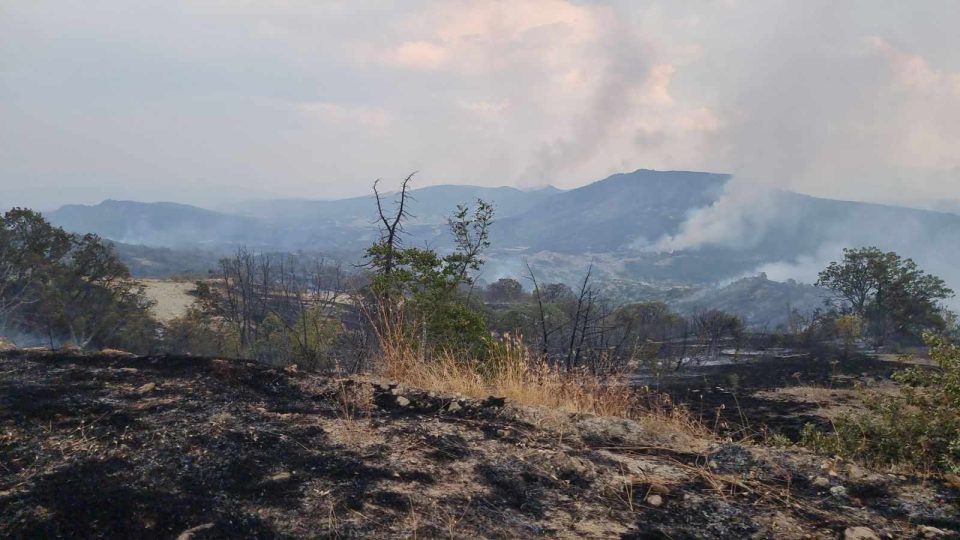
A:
[2,349,958,539]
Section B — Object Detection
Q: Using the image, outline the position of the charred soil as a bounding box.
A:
[1,351,957,538]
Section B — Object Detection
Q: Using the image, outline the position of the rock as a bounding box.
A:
[267,471,292,482]
[645,494,663,507]
[944,473,960,489]
[395,396,410,407]
[812,476,831,488]
[846,464,869,481]
[100,348,135,357]
[378,383,391,391]
[919,525,951,539]
[844,526,880,540]
[136,382,157,394]
[648,483,671,496]
[830,485,848,498]
[446,401,462,413]
[176,523,215,540]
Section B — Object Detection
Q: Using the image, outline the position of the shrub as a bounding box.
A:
[799,333,960,474]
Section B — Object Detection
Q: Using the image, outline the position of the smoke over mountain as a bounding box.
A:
[527,10,651,184]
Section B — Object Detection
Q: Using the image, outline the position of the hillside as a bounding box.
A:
[495,169,730,252]
[224,184,562,227]
[38,168,960,314]
[47,200,268,248]
[43,169,960,266]
[2,349,958,538]
[675,274,832,329]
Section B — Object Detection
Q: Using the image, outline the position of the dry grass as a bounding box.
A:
[371,308,698,428]
[393,338,637,418]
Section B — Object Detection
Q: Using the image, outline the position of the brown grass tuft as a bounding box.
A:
[371,307,699,428]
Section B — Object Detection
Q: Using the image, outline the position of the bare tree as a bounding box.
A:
[525,261,556,357]
[564,264,594,371]
[372,172,416,280]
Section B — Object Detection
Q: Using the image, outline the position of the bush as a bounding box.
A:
[799,333,960,474]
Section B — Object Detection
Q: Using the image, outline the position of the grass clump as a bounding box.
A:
[374,310,695,427]
[799,333,960,474]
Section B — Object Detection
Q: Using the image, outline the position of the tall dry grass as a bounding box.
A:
[369,305,699,428]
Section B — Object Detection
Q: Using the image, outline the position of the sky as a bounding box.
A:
[1,0,958,210]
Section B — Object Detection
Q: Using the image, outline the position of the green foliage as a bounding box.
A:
[366,198,494,355]
[164,307,240,357]
[0,208,156,351]
[817,247,953,343]
[835,314,863,357]
[287,305,341,367]
[486,278,525,303]
[799,333,960,473]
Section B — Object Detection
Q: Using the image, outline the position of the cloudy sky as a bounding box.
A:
[1,0,958,209]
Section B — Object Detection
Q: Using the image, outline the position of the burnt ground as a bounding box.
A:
[1,350,958,539]
[649,354,908,440]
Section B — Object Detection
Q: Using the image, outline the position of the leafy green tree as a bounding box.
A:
[817,247,953,342]
[0,208,156,350]
[0,208,73,327]
[365,176,494,354]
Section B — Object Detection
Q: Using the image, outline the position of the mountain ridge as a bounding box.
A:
[40,169,960,312]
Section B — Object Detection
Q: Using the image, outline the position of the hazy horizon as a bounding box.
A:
[2,1,959,210]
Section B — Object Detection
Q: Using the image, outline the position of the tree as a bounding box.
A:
[0,208,73,329]
[834,314,862,358]
[541,283,575,303]
[817,247,953,343]
[692,309,743,359]
[0,208,156,350]
[192,251,348,367]
[486,278,524,303]
[365,176,495,354]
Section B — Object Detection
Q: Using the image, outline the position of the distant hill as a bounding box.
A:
[225,184,561,228]
[39,169,960,314]
[495,169,729,252]
[47,200,268,248]
[108,242,227,279]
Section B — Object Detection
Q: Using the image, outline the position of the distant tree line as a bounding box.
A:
[2,200,954,372]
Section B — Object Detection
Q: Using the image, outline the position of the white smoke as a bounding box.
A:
[656,180,786,252]
[527,13,651,184]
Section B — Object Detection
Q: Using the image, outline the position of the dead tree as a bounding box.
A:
[525,261,554,357]
[564,263,593,371]
[372,172,415,280]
